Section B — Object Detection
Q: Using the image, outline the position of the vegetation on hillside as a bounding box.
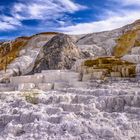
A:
[0,39,28,71]
[24,91,39,105]
[0,32,58,72]
[113,29,140,57]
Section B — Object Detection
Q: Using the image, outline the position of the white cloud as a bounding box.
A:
[0,0,139,35]
[58,0,87,12]
[59,9,140,34]
[0,21,16,30]
[0,0,86,31]
[1,16,21,26]
[0,16,22,31]
[11,0,87,20]
[70,0,139,35]
[112,0,140,6]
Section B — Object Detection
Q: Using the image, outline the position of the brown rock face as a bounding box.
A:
[80,57,136,80]
[0,37,28,71]
[31,34,83,73]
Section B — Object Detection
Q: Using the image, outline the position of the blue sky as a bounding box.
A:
[0,0,140,39]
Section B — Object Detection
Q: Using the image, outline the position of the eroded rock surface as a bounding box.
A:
[31,34,83,73]
[0,81,139,140]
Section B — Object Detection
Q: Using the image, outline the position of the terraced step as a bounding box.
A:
[0,81,140,140]
[0,84,15,92]
[10,74,43,85]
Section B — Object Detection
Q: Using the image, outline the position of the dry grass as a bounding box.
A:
[24,91,39,105]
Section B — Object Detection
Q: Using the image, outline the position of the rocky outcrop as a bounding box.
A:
[77,45,106,57]
[0,37,29,71]
[0,33,56,82]
[77,57,136,81]
[76,30,123,56]
[75,19,140,57]
[113,30,140,58]
[1,20,140,81]
[31,34,83,73]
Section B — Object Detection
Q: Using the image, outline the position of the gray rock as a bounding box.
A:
[31,34,84,73]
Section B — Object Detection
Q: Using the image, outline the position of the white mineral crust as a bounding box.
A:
[0,81,139,140]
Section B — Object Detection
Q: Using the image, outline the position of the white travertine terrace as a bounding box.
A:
[9,70,81,91]
[0,80,139,139]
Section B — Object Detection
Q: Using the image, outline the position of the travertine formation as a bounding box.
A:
[1,20,140,140]
[0,70,86,92]
[0,80,139,140]
[72,57,137,82]
[1,20,140,81]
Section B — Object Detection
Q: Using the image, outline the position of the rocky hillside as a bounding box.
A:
[0,37,29,71]
[0,32,57,82]
[73,20,140,78]
[75,20,140,57]
[30,34,83,74]
[1,20,140,81]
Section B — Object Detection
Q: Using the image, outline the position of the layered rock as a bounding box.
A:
[78,57,136,81]
[6,70,83,91]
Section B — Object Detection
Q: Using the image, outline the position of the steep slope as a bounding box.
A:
[74,20,140,77]
[113,20,140,58]
[30,34,83,73]
[75,20,137,57]
[76,29,123,56]
[0,37,29,71]
[0,32,57,82]
[113,20,140,65]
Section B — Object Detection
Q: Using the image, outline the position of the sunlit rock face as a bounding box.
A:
[8,33,56,75]
[0,37,29,71]
[0,33,56,82]
[0,81,139,140]
[76,31,120,56]
[30,34,83,73]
